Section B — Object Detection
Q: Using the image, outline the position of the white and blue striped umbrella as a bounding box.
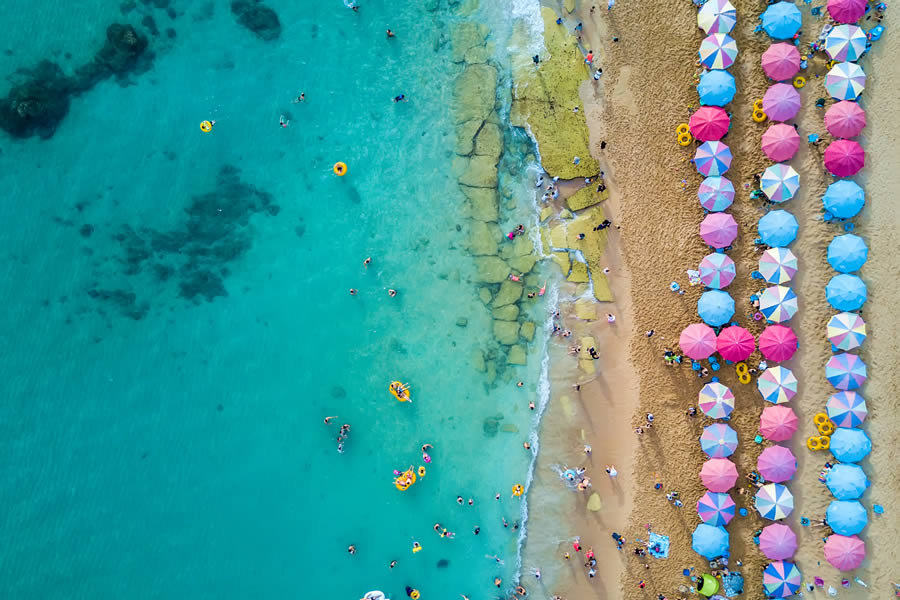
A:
[825,24,868,62]
[761,163,800,203]
[760,285,798,323]
[701,423,739,458]
[826,62,866,100]
[755,483,794,520]
[699,33,739,69]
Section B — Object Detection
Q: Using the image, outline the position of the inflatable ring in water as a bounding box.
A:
[736,362,749,375]
[676,123,690,135]
[410,590,420,600]
[200,120,213,132]
[807,436,822,451]
[813,412,830,427]
[753,99,764,111]
[752,109,767,123]
[390,381,411,402]
[818,435,831,450]
[818,422,835,436]
[793,76,806,89]
[333,161,348,176]
[418,466,426,477]
[512,484,524,497]
[738,371,752,385]
[395,469,417,491]
[677,132,693,146]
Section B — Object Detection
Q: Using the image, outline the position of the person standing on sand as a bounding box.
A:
[606,465,618,478]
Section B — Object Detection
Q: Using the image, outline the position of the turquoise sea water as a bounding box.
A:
[0,1,549,598]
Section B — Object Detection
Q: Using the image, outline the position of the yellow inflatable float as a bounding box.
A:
[394,467,417,490]
[753,99,764,111]
[793,76,806,88]
[200,120,214,132]
[818,435,831,450]
[678,132,693,146]
[807,436,822,451]
[752,109,767,123]
[512,484,525,497]
[390,381,411,402]
[333,161,348,176]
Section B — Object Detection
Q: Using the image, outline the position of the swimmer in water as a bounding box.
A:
[538,282,546,296]
[529,401,535,410]
[467,498,473,506]
[364,257,371,267]
[348,545,356,554]
[390,560,397,569]
[495,493,501,500]
[412,541,421,552]
[393,94,407,102]
[279,115,289,128]
[349,288,358,296]
[324,416,338,424]
[457,496,464,505]
[516,381,524,387]
[388,289,397,297]
[292,93,305,103]
[386,29,395,38]
[433,523,442,533]
[494,577,502,588]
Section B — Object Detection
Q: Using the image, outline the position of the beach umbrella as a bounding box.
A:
[761,124,801,162]
[761,43,801,81]
[680,323,718,360]
[755,483,794,520]
[698,69,737,107]
[826,62,866,100]
[824,534,865,571]
[763,561,802,597]
[759,285,798,323]
[825,25,868,62]
[758,210,798,247]
[823,180,865,219]
[827,0,867,24]
[760,163,801,203]
[826,274,867,311]
[827,390,867,427]
[716,326,754,361]
[827,501,868,536]
[699,34,738,69]
[759,405,798,441]
[757,366,798,404]
[827,234,868,273]
[825,140,865,177]
[701,423,738,458]
[762,2,802,39]
[692,524,730,559]
[762,83,802,122]
[830,428,872,463]
[697,491,736,526]
[698,290,735,327]
[759,247,798,284]
[700,213,738,248]
[826,352,867,390]
[690,107,731,141]
[759,524,798,560]
[825,101,867,138]
[700,458,738,492]
[700,253,737,289]
[826,463,869,500]
[694,141,732,176]
[699,382,736,419]
[827,313,867,351]
[758,446,797,483]
[758,324,798,362]
[698,0,737,34]
[698,176,735,212]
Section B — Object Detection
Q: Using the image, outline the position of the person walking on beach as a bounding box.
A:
[606,465,618,478]
[585,50,593,65]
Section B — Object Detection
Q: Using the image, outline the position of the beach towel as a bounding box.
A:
[648,532,670,558]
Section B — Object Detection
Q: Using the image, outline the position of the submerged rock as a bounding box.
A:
[575,298,597,321]
[520,321,536,342]
[587,492,603,511]
[492,280,523,307]
[491,304,519,321]
[231,0,281,41]
[454,63,498,124]
[468,221,500,255]
[73,24,151,90]
[567,260,589,283]
[478,287,493,304]
[461,186,499,222]
[483,418,500,436]
[474,122,503,159]
[475,256,510,282]
[451,22,489,63]
[458,154,499,188]
[0,61,71,139]
[493,319,519,345]
[507,344,527,365]
[455,119,482,155]
[472,349,486,372]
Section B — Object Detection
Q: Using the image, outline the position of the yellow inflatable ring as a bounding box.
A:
[410,590,421,600]
[738,371,752,385]
[813,413,830,427]
[200,120,213,132]
[333,161,348,176]
[752,109,767,123]
[389,381,411,402]
[676,123,690,135]
[818,422,835,436]
[736,362,749,375]
[753,99,764,111]
[394,469,417,490]
[512,484,524,497]
[418,466,426,477]
[678,132,693,146]
[807,436,822,451]
[793,76,806,88]
[819,435,831,450]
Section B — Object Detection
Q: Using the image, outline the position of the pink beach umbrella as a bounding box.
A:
[700,213,738,249]
[759,405,798,442]
[680,323,718,360]
[759,524,798,560]
[716,326,755,361]
[824,534,866,571]
[690,107,731,141]
[825,140,865,177]
[825,101,866,138]
[700,253,737,289]
[757,445,798,483]
[762,83,802,122]
[758,324,798,362]
[761,124,801,162]
[761,43,801,81]
[700,458,739,492]
[827,0,867,23]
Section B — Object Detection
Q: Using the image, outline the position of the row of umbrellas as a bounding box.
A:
[761,534,867,597]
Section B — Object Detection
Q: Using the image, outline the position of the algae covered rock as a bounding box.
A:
[475,257,511,282]
[454,63,498,124]
[574,298,597,321]
[465,43,494,64]
[539,206,554,222]
[451,22,489,63]
[587,492,603,511]
[566,185,609,212]
[564,0,576,12]
[493,280,523,307]
[474,122,503,159]
[551,251,571,274]
[492,304,520,320]
[478,287,493,304]
[508,344,527,365]
[462,186,499,222]
[493,319,520,345]
[456,119,482,155]
[231,0,281,41]
[567,261,589,283]
[508,254,538,274]
[472,349,486,372]
[520,321,536,342]
[458,154,499,188]
[468,221,500,255]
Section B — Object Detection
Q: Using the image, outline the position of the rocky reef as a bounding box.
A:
[231,0,281,41]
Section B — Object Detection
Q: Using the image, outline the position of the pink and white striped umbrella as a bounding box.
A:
[700,253,737,288]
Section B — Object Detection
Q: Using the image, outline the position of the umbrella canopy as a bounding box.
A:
[824,534,866,571]
[762,83,802,122]
[826,463,869,500]
[695,141,733,176]
[825,140,865,177]
[826,62,866,100]
[826,352,867,390]
[697,491,736,526]
[762,2,802,39]
[698,290,735,327]
[755,483,794,520]
[823,180,865,219]
[700,253,737,289]
[699,0,737,34]
[759,524,798,560]
[825,101,866,138]
[758,210,799,247]
[761,163,800,202]
[758,324,798,362]
[826,274,867,312]
[827,0,867,24]
[681,323,719,360]
[759,247,798,284]
[827,313,867,351]
[698,69,737,107]
[759,285,799,323]
[701,458,738,492]
[825,24,868,62]
[759,405,798,441]
[761,125,801,162]
[701,423,739,458]
[692,524,730,559]
[763,561,802,598]
[699,382,736,419]
[758,446,797,483]
[716,326,754,361]
[827,234,868,273]
[698,176,735,212]
[829,428,872,463]
[761,43,801,81]
[700,33,738,69]
[827,390,867,427]
[700,213,738,248]
[690,106,731,141]
[757,366,798,404]
[827,500,868,536]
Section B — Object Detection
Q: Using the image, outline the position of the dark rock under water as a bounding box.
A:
[231,0,281,41]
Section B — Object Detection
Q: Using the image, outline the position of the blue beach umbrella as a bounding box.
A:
[701,423,739,458]
[823,180,865,218]
[829,428,872,463]
[826,352,867,390]
[698,69,737,107]
[758,210,799,247]
[826,274,867,311]
[698,290,735,327]
[762,2,802,39]
[826,464,869,500]
[826,500,868,536]
[827,234,868,273]
[692,523,730,559]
